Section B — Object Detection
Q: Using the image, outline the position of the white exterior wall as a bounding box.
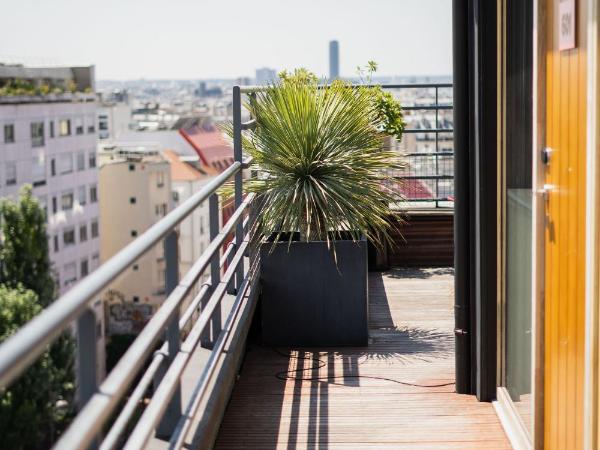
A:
[98,103,131,140]
[0,97,105,378]
[172,178,211,282]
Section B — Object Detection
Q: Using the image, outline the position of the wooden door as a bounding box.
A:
[544,0,588,448]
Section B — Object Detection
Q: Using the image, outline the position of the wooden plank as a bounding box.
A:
[388,213,454,267]
[212,268,510,449]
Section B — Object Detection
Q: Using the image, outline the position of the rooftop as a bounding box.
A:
[163,149,216,182]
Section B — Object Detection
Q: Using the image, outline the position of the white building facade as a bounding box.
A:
[0,65,104,378]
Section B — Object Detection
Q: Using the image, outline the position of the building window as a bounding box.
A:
[87,115,95,134]
[79,223,88,242]
[61,191,74,211]
[132,264,139,271]
[129,164,135,172]
[4,124,15,143]
[91,253,100,270]
[80,259,89,277]
[200,216,204,234]
[59,153,73,174]
[52,196,57,214]
[77,153,86,171]
[50,158,56,176]
[75,117,84,135]
[53,235,59,253]
[157,171,165,187]
[91,220,99,238]
[78,186,86,205]
[156,203,167,217]
[131,230,138,237]
[5,162,16,185]
[64,262,77,287]
[63,228,76,246]
[130,197,136,204]
[59,119,71,137]
[89,185,98,203]
[133,296,140,303]
[49,121,54,138]
[31,155,46,187]
[30,122,44,147]
[89,152,97,168]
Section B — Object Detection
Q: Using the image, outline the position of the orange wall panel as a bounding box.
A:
[544,0,588,449]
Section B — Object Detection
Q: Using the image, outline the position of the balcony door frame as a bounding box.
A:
[583,0,599,448]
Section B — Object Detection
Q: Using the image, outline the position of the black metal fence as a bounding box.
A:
[381,83,454,208]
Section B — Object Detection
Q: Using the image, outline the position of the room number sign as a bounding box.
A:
[559,0,576,51]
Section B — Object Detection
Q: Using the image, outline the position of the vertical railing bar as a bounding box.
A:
[233,86,245,292]
[77,307,99,450]
[155,230,182,438]
[207,193,221,346]
[435,86,440,208]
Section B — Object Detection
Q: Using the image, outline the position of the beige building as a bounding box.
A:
[98,143,172,335]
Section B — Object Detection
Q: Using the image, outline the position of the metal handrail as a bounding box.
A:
[0,161,242,390]
[239,82,453,94]
[0,92,255,449]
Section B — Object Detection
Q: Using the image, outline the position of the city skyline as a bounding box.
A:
[0,0,452,81]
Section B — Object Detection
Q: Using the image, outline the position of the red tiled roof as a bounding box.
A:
[399,179,434,199]
[163,149,213,182]
[178,124,234,173]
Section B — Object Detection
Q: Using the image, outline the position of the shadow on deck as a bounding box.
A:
[213,268,510,449]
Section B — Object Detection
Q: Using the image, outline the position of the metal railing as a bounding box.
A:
[383,83,454,209]
[0,82,454,450]
[0,86,258,450]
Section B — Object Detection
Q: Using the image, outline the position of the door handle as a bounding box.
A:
[536,184,555,201]
[541,147,553,165]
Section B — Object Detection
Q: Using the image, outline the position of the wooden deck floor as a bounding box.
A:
[213,268,511,449]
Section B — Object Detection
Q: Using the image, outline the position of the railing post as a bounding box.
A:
[206,193,221,346]
[155,230,182,439]
[77,307,99,449]
[232,85,245,292]
[435,86,440,208]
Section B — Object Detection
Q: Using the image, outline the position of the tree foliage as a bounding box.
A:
[0,185,56,307]
[0,186,75,450]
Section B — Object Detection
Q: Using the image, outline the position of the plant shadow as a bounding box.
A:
[385,267,454,279]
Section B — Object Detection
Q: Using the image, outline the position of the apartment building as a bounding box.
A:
[98,90,132,140]
[98,143,172,335]
[0,64,104,378]
[163,150,214,282]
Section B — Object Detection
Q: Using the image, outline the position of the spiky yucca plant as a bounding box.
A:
[231,73,405,251]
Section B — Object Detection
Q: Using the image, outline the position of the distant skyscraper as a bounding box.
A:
[255,67,277,85]
[329,40,340,80]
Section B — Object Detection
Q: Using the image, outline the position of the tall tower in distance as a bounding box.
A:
[329,40,339,80]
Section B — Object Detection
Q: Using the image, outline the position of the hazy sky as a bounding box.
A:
[0,0,452,80]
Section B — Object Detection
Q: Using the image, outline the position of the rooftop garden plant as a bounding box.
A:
[225,64,407,346]
[227,64,406,252]
[0,79,90,97]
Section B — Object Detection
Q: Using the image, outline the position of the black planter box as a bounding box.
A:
[260,237,368,346]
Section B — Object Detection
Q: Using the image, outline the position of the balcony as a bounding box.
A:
[0,83,509,450]
[212,268,510,449]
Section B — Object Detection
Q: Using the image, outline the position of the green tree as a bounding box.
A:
[0,185,56,307]
[0,186,75,450]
